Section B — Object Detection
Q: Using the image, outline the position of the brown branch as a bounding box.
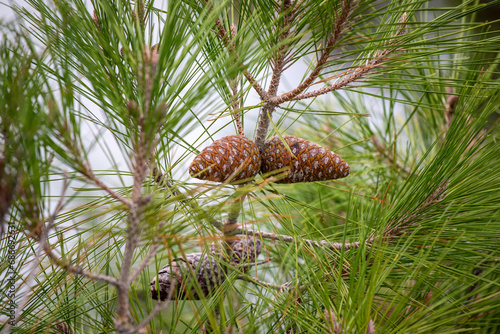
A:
[229,65,244,136]
[129,244,159,283]
[268,0,296,97]
[253,0,301,150]
[254,103,276,151]
[275,10,408,104]
[243,70,269,100]
[116,48,158,331]
[128,284,175,334]
[237,274,283,290]
[234,228,364,251]
[81,162,132,207]
[271,0,358,105]
[284,53,388,102]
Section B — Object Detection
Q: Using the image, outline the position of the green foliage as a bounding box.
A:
[1,0,499,333]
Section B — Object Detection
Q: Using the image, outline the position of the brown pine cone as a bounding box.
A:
[261,135,350,183]
[150,252,224,300]
[150,237,261,300]
[189,135,261,183]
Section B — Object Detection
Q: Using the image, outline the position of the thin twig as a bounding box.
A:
[275,10,407,104]
[116,50,158,331]
[254,0,301,150]
[268,0,296,97]
[272,0,358,105]
[81,162,132,207]
[129,244,159,283]
[237,274,283,290]
[234,228,364,251]
[240,258,272,268]
[281,52,388,102]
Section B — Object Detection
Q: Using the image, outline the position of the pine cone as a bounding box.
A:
[150,252,224,300]
[261,135,350,183]
[150,237,262,301]
[189,135,261,183]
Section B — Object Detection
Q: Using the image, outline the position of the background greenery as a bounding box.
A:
[1,0,499,333]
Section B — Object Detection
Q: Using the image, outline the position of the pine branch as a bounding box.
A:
[236,274,283,290]
[233,228,363,251]
[271,0,359,105]
[230,75,244,136]
[115,46,158,332]
[254,0,301,150]
[267,0,297,97]
[81,162,132,207]
[276,11,407,103]
[255,0,359,150]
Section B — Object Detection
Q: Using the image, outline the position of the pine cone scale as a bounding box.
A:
[189,135,261,183]
[261,135,350,183]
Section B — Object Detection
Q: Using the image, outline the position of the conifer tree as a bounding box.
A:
[1,0,499,333]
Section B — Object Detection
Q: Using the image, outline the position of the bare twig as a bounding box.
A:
[130,244,159,283]
[230,83,244,136]
[128,284,175,334]
[255,0,359,150]
[81,162,132,207]
[240,258,272,268]
[234,228,365,251]
[272,0,358,105]
[275,11,407,103]
[254,0,302,150]
[236,274,283,290]
[268,0,296,97]
[115,47,159,332]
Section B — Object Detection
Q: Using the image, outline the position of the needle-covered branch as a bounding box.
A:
[116,45,159,333]
[271,0,359,105]
[275,10,407,104]
[234,228,364,251]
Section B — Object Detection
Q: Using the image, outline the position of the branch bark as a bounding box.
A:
[234,228,364,251]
